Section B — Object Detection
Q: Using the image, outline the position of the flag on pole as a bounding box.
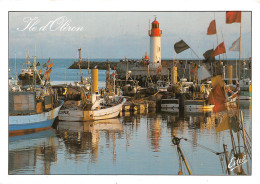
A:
[197,65,211,81]
[226,11,241,24]
[48,63,53,68]
[156,65,162,74]
[229,37,240,51]
[203,49,215,62]
[174,40,190,54]
[44,68,52,80]
[208,83,227,112]
[211,75,225,88]
[207,20,217,35]
[47,58,51,63]
[39,68,42,74]
[211,42,226,57]
[216,114,230,132]
[111,71,116,77]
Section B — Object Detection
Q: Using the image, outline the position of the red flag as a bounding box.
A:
[208,84,227,112]
[226,11,241,24]
[44,69,52,80]
[156,66,162,74]
[211,42,226,57]
[111,71,116,77]
[48,63,53,68]
[207,20,217,35]
[192,65,197,73]
[47,58,50,63]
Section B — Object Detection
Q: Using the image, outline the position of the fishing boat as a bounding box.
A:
[59,67,126,121]
[9,50,64,135]
[58,95,126,121]
[18,56,44,87]
[9,92,63,135]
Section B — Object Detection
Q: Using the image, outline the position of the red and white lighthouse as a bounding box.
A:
[148,18,162,68]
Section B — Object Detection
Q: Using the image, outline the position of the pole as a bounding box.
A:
[34,45,37,90]
[88,57,90,82]
[223,144,231,175]
[177,144,192,175]
[238,20,242,118]
[214,13,221,65]
[126,57,128,82]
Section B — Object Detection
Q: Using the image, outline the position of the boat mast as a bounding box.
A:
[88,57,90,82]
[237,15,242,117]
[15,48,17,84]
[34,45,37,90]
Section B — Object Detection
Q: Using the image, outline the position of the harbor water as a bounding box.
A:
[8,58,252,175]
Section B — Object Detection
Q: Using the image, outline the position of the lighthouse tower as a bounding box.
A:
[148,18,162,69]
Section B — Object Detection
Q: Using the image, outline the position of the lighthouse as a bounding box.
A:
[148,17,162,69]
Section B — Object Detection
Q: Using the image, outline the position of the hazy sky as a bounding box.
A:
[9,11,251,59]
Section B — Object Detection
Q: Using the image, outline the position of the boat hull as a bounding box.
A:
[59,98,126,122]
[9,100,64,135]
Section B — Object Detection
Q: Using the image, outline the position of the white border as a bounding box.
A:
[1,0,260,184]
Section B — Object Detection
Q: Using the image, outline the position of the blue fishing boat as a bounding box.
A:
[9,91,63,135]
[9,50,64,135]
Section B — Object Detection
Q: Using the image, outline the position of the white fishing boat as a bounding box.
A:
[58,95,126,122]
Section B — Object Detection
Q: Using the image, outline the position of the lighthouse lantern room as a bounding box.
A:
[148,18,162,69]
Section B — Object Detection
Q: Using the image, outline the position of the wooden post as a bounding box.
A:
[223,144,231,175]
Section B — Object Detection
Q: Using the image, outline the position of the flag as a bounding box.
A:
[44,68,52,80]
[156,66,162,74]
[216,114,230,132]
[192,65,197,74]
[226,11,241,24]
[208,84,227,112]
[47,58,50,63]
[229,37,240,51]
[48,63,53,68]
[207,20,216,35]
[174,40,190,54]
[39,68,42,74]
[203,49,215,63]
[111,71,116,77]
[211,75,225,88]
[211,42,226,57]
[197,65,211,81]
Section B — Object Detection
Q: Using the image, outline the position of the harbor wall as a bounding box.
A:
[69,59,251,82]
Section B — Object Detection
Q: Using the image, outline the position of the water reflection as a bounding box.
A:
[9,129,58,174]
[56,118,123,163]
[8,102,251,175]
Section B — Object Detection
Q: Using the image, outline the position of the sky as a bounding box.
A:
[9,11,251,59]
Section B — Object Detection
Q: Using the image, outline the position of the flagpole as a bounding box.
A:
[238,18,242,120]
[189,47,200,60]
[214,13,221,66]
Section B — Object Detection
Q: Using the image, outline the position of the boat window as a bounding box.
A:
[13,94,35,111]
